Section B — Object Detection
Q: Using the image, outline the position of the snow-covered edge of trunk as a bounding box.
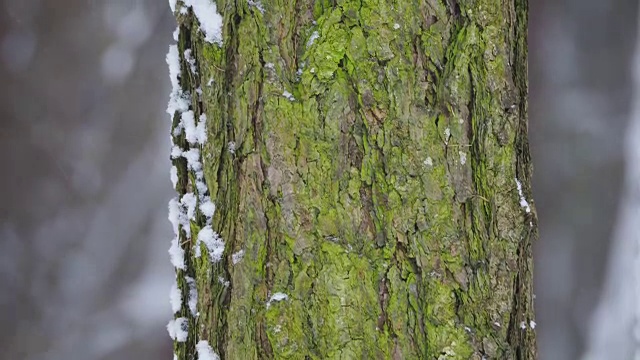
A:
[166,1,223,359]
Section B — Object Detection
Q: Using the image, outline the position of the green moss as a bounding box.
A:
[172,0,535,358]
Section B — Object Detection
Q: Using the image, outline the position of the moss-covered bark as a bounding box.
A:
[169,0,535,358]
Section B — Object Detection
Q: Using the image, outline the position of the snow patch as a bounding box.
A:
[170,281,182,314]
[218,276,230,287]
[200,199,216,219]
[166,45,190,115]
[459,151,467,165]
[184,0,223,44]
[267,292,288,308]
[182,111,207,146]
[183,148,202,172]
[168,197,182,236]
[184,49,197,74]
[248,0,265,14]
[196,178,208,197]
[167,317,188,342]
[424,157,433,167]
[181,193,197,220]
[282,90,295,101]
[170,166,178,189]
[197,226,225,263]
[228,141,236,154]
[196,340,220,360]
[172,26,180,42]
[169,237,185,270]
[307,31,320,47]
[182,110,197,144]
[169,195,192,237]
[515,178,531,213]
[185,276,198,316]
[232,249,245,265]
[170,145,183,159]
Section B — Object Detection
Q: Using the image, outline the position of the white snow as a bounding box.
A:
[248,0,265,14]
[169,0,177,13]
[459,151,467,165]
[181,192,197,220]
[170,282,182,314]
[172,26,180,42]
[166,44,181,95]
[232,249,244,265]
[184,0,223,45]
[196,340,220,360]
[282,90,295,101]
[267,292,288,308]
[529,320,537,329]
[166,45,189,116]
[170,166,178,189]
[168,197,182,235]
[167,317,188,342]
[218,276,230,287]
[196,114,208,144]
[200,199,216,219]
[181,111,207,146]
[424,157,433,167]
[166,45,190,116]
[172,124,183,137]
[393,23,400,30]
[170,145,183,159]
[185,276,198,316]
[184,49,197,74]
[168,91,191,117]
[515,178,531,213]
[444,127,451,142]
[197,226,225,263]
[307,31,319,47]
[169,196,190,237]
[183,148,203,172]
[196,178,208,196]
[207,77,214,87]
[182,110,198,144]
[169,237,186,270]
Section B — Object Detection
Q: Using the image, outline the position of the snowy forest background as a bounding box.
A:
[0,0,638,359]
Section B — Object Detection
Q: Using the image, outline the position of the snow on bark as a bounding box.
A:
[183,0,223,45]
[167,317,188,342]
[195,340,220,360]
[170,281,182,314]
[185,276,198,316]
[165,3,226,356]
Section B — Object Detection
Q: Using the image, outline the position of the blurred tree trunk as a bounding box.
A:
[170,0,535,359]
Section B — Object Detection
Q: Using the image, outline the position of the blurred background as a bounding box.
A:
[0,0,638,359]
[0,0,174,358]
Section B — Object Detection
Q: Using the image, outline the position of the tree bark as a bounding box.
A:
[169,0,535,359]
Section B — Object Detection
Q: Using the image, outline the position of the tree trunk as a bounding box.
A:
[168,0,535,359]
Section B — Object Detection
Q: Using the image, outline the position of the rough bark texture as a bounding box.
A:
[170,0,535,358]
